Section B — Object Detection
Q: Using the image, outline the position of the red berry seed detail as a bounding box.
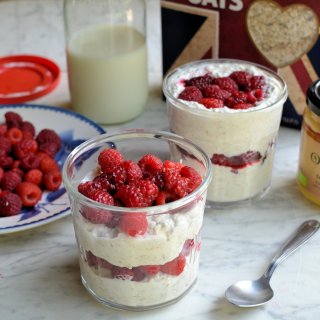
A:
[98,148,124,174]
[138,154,163,177]
[211,151,262,170]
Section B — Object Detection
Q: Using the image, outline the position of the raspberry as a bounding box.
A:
[39,156,59,173]
[24,169,43,185]
[20,153,40,171]
[38,141,61,157]
[89,189,114,205]
[139,265,160,276]
[0,123,7,136]
[213,77,238,92]
[78,181,98,197]
[229,71,252,88]
[15,182,42,207]
[112,266,135,280]
[5,127,23,145]
[0,167,3,182]
[0,191,22,216]
[1,170,22,191]
[155,190,178,205]
[184,74,214,90]
[199,98,224,109]
[249,89,264,101]
[92,175,113,192]
[178,86,203,102]
[81,207,113,224]
[43,170,62,191]
[180,166,202,192]
[5,111,23,128]
[0,136,12,154]
[138,154,163,178]
[86,251,98,267]
[107,165,127,189]
[116,180,158,208]
[201,85,231,100]
[147,172,165,189]
[160,255,186,276]
[36,129,61,148]
[122,160,143,182]
[20,121,35,137]
[14,138,38,159]
[105,213,121,228]
[98,148,124,174]
[119,212,148,237]
[232,102,252,110]
[246,75,265,90]
[96,256,113,269]
[0,156,13,169]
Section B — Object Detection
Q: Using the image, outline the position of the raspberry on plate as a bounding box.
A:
[0,191,22,216]
[15,182,42,207]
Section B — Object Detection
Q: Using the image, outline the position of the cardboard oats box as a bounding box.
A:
[161,0,320,129]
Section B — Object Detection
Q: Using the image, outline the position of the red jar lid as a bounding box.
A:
[0,55,61,104]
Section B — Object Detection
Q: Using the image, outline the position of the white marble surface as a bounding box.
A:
[1,1,320,319]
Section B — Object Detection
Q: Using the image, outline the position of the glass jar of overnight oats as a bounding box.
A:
[163,59,288,208]
[62,130,212,310]
[297,80,320,206]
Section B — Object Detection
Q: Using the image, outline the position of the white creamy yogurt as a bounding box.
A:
[74,198,205,267]
[164,59,287,205]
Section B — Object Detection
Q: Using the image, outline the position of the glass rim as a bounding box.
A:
[162,58,288,116]
[62,129,213,214]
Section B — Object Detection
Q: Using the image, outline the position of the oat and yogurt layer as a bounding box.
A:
[164,59,288,205]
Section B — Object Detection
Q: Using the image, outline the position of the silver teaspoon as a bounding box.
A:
[225,219,320,307]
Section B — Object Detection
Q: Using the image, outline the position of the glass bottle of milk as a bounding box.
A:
[64,0,148,124]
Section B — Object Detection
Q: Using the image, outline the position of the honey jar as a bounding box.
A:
[297,80,320,206]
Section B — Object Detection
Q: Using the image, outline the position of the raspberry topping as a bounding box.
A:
[199,98,224,109]
[178,86,203,102]
[98,148,124,174]
[213,77,238,92]
[201,85,231,100]
[184,74,214,90]
[230,71,252,88]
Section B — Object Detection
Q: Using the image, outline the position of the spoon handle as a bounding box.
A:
[263,220,320,279]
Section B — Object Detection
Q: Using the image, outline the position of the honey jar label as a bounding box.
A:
[298,125,320,197]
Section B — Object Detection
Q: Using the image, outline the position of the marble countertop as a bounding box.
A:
[1,1,320,319]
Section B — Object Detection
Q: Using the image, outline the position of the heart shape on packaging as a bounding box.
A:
[246,0,319,68]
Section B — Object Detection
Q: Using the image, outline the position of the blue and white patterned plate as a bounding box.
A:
[0,104,106,234]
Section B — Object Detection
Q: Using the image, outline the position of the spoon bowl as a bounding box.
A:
[225,220,320,307]
[225,276,274,307]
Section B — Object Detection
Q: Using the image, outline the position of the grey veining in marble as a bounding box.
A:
[0,1,320,320]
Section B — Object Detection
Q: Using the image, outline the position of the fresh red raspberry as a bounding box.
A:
[248,89,264,101]
[147,172,165,189]
[105,213,121,228]
[20,153,40,171]
[15,182,42,207]
[116,180,158,208]
[98,148,124,174]
[43,170,62,191]
[0,191,22,216]
[5,111,23,128]
[78,181,98,197]
[232,102,253,110]
[201,85,231,100]
[0,123,7,136]
[246,75,265,90]
[107,165,127,189]
[38,141,61,157]
[225,90,247,108]
[0,156,13,169]
[1,170,22,191]
[119,212,148,237]
[155,190,178,205]
[81,207,113,224]
[20,121,35,137]
[122,160,143,182]
[112,266,135,280]
[0,136,12,154]
[24,169,43,185]
[180,166,202,192]
[11,167,24,179]
[170,177,190,198]
[162,160,183,190]
[199,98,224,109]
[5,127,23,145]
[138,154,163,178]
[14,138,38,159]
[39,156,59,173]
[229,71,252,87]
[138,265,160,276]
[36,129,61,148]
[163,160,184,172]
[178,86,203,102]
[0,167,3,183]
[213,77,238,92]
[160,254,186,276]
[88,189,114,205]
[184,74,214,90]
[92,175,113,192]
